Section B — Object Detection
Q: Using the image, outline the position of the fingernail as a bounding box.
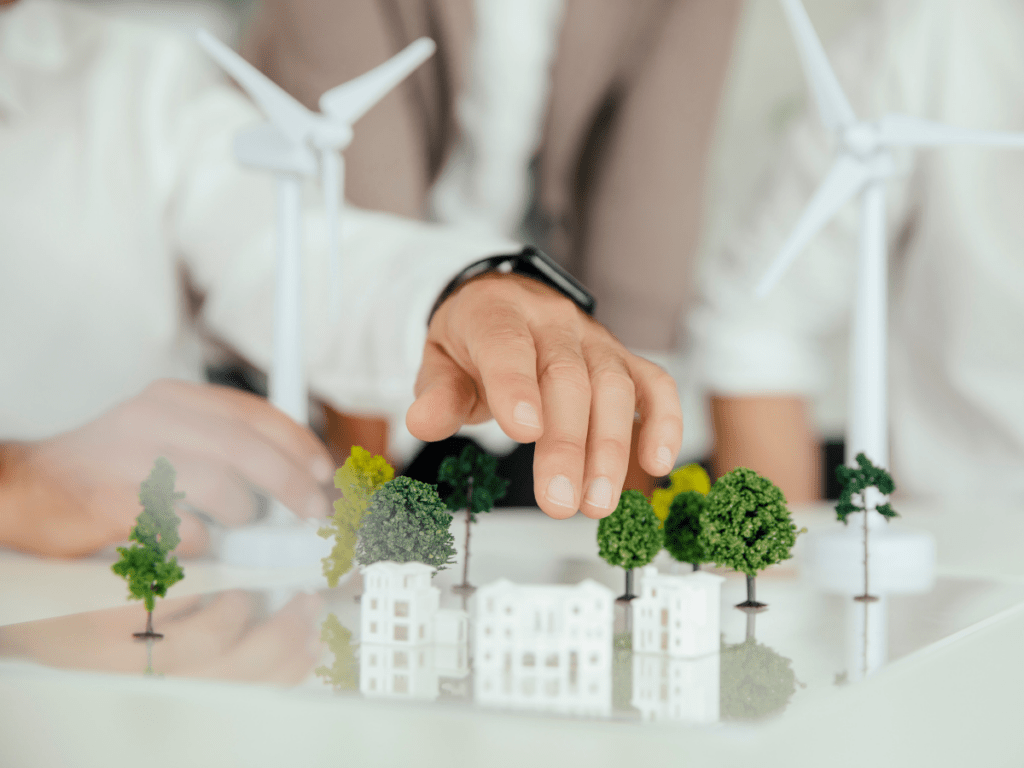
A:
[584,477,613,510]
[305,494,328,519]
[656,446,674,474]
[545,475,576,508]
[312,457,334,484]
[513,401,541,429]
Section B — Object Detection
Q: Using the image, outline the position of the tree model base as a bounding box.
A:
[615,592,638,603]
[451,583,477,597]
[133,631,164,641]
[735,600,768,613]
[853,594,880,603]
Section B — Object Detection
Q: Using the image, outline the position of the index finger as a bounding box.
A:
[462,304,545,445]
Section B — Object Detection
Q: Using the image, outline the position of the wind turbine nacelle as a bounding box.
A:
[234,123,318,177]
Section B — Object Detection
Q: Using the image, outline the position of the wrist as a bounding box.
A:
[428,246,595,326]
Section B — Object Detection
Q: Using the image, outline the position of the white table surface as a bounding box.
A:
[1,500,1023,768]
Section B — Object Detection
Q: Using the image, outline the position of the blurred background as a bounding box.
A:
[75,0,876,501]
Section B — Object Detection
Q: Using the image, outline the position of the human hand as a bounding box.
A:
[0,591,323,686]
[406,274,683,519]
[0,379,335,557]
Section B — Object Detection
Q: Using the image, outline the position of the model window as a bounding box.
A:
[393,674,408,694]
[394,625,408,641]
[394,600,409,617]
[393,651,408,669]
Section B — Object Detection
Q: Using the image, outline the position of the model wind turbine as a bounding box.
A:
[197,31,435,565]
[758,0,1024,522]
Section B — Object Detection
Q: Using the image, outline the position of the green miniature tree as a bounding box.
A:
[701,467,800,611]
[597,490,664,601]
[315,613,359,692]
[111,457,186,639]
[437,444,509,595]
[356,476,456,570]
[319,446,394,587]
[836,452,898,602]
[663,491,709,570]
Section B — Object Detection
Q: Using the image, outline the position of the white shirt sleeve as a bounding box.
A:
[148,35,518,413]
[690,1,930,399]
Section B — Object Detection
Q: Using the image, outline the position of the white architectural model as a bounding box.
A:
[758,0,1024,525]
[631,653,720,724]
[196,32,435,566]
[359,562,468,701]
[632,567,724,658]
[474,579,614,717]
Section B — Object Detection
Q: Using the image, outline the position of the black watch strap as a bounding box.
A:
[428,246,596,325]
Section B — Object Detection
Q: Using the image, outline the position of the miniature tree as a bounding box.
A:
[701,467,800,611]
[650,463,711,524]
[663,491,709,570]
[315,613,359,692]
[836,452,898,602]
[111,457,186,639]
[319,446,394,587]
[437,444,509,595]
[597,490,664,601]
[356,476,456,570]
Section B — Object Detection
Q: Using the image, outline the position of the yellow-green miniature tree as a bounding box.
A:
[650,463,711,524]
[111,457,185,639]
[319,446,394,587]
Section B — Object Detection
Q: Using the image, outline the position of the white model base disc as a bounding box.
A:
[803,524,937,595]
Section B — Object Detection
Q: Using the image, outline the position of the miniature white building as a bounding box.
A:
[473,579,614,717]
[632,566,724,658]
[631,652,720,724]
[359,562,469,701]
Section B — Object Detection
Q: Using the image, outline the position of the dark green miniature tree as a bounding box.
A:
[111,457,186,639]
[356,476,456,570]
[597,490,664,601]
[701,467,800,611]
[315,613,359,692]
[438,444,509,595]
[836,452,898,602]
[664,491,709,570]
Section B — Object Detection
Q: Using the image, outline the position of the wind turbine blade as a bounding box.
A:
[756,155,873,297]
[779,0,857,130]
[878,114,1024,148]
[319,37,436,124]
[197,29,315,143]
[321,150,343,318]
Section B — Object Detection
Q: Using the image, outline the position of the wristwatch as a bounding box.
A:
[428,246,596,325]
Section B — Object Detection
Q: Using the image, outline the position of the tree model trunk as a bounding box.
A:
[617,568,636,602]
[453,477,476,596]
[736,574,767,612]
[854,489,879,602]
[692,562,701,572]
[133,608,164,640]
